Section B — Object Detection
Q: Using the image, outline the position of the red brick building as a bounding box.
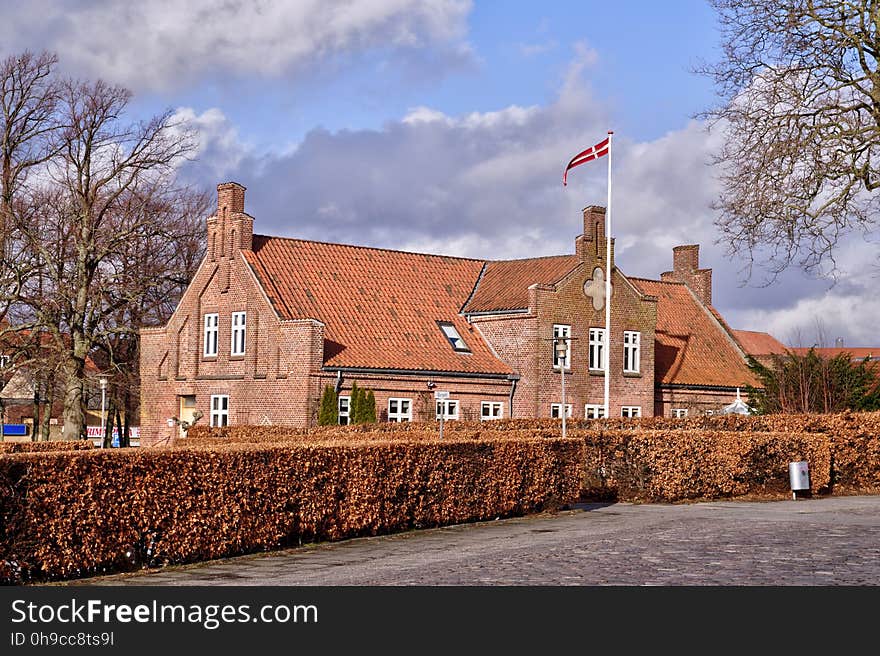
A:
[139,182,760,445]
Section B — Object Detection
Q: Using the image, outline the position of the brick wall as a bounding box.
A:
[473,206,657,418]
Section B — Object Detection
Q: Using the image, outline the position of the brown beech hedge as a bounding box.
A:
[187,411,880,496]
[0,437,582,583]
[0,441,94,454]
[576,429,832,502]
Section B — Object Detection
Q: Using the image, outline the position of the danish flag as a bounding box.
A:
[562,135,610,186]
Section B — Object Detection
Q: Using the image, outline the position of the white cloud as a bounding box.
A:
[738,292,880,348]
[177,46,879,348]
[0,0,473,91]
[171,107,251,180]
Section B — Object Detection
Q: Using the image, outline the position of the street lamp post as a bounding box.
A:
[99,377,107,448]
[554,337,568,438]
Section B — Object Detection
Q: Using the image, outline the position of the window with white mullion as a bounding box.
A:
[589,327,606,370]
[553,324,571,370]
[435,399,459,420]
[585,404,606,419]
[203,313,219,357]
[388,398,412,422]
[624,331,641,373]
[231,311,246,356]
[210,394,229,427]
[481,401,504,421]
[550,403,572,418]
[338,396,350,425]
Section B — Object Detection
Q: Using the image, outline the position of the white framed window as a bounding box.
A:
[438,322,470,352]
[673,408,688,418]
[553,324,571,369]
[585,404,606,419]
[231,311,246,356]
[436,399,459,420]
[623,331,641,373]
[589,327,606,370]
[621,406,642,418]
[203,313,219,357]
[550,403,572,418]
[338,396,350,425]
[0,354,9,369]
[388,398,412,422]
[481,401,504,421]
[210,394,229,427]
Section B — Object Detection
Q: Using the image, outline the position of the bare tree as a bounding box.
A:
[0,52,61,335]
[93,187,208,446]
[698,1,880,278]
[14,77,199,440]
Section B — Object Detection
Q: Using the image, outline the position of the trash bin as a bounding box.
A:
[789,461,810,499]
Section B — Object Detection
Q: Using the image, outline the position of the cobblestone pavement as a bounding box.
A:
[74,495,880,586]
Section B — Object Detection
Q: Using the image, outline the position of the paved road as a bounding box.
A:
[73,495,880,586]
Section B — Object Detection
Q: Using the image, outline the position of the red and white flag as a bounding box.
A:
[562,136,610,186]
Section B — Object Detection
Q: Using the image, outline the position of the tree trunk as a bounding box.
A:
[61,357,86,440]
[103,402,115,448]
[31,381,40,442]
[119,403,129,448]
[40,384,52,441]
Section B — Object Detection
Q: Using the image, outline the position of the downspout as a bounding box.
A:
[507,374,519,418]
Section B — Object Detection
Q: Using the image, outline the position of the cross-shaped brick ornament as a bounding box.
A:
[583,267,609,310]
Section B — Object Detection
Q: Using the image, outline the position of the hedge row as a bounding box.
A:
[0,437,582,583]
[577,429,832,502]
[0,441,94,454]
[185,414,879,496]
[183,426,561,446]
[185,410,880,440]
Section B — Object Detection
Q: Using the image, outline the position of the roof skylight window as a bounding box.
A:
[438,322,470,353]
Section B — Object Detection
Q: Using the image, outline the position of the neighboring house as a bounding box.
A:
[0,354,105,441]
[139,182,760,445]
[734,331,878,367]
[789,346,878,362]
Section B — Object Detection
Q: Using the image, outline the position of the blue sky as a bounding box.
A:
[2,0,877,347]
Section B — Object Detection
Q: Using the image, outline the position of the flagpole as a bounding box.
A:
[604,131,613,419]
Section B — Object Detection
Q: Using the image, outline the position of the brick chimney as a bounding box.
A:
[576,205,614,268]
[661,244,712,305]
[206,182,253,262]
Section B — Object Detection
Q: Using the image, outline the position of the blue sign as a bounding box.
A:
[2,424,28,436]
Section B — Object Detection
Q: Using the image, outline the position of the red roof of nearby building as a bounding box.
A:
[630,278,759,388]
[733,329,789,356]
[789,347,878,361]
[463,255,580,313]
[244,236,512,375]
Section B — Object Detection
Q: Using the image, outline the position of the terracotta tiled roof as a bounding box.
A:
[733,329,789,356]
[630,278,759,388]
[790,347,878,361]
[244,236,512,375]
[463,255,580,313]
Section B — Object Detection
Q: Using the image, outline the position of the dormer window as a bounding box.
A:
[438,322,470,353]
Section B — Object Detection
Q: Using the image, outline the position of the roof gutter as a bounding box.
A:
[659,383,758,392]
[323,366,513,380]
[462,308,530,318]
